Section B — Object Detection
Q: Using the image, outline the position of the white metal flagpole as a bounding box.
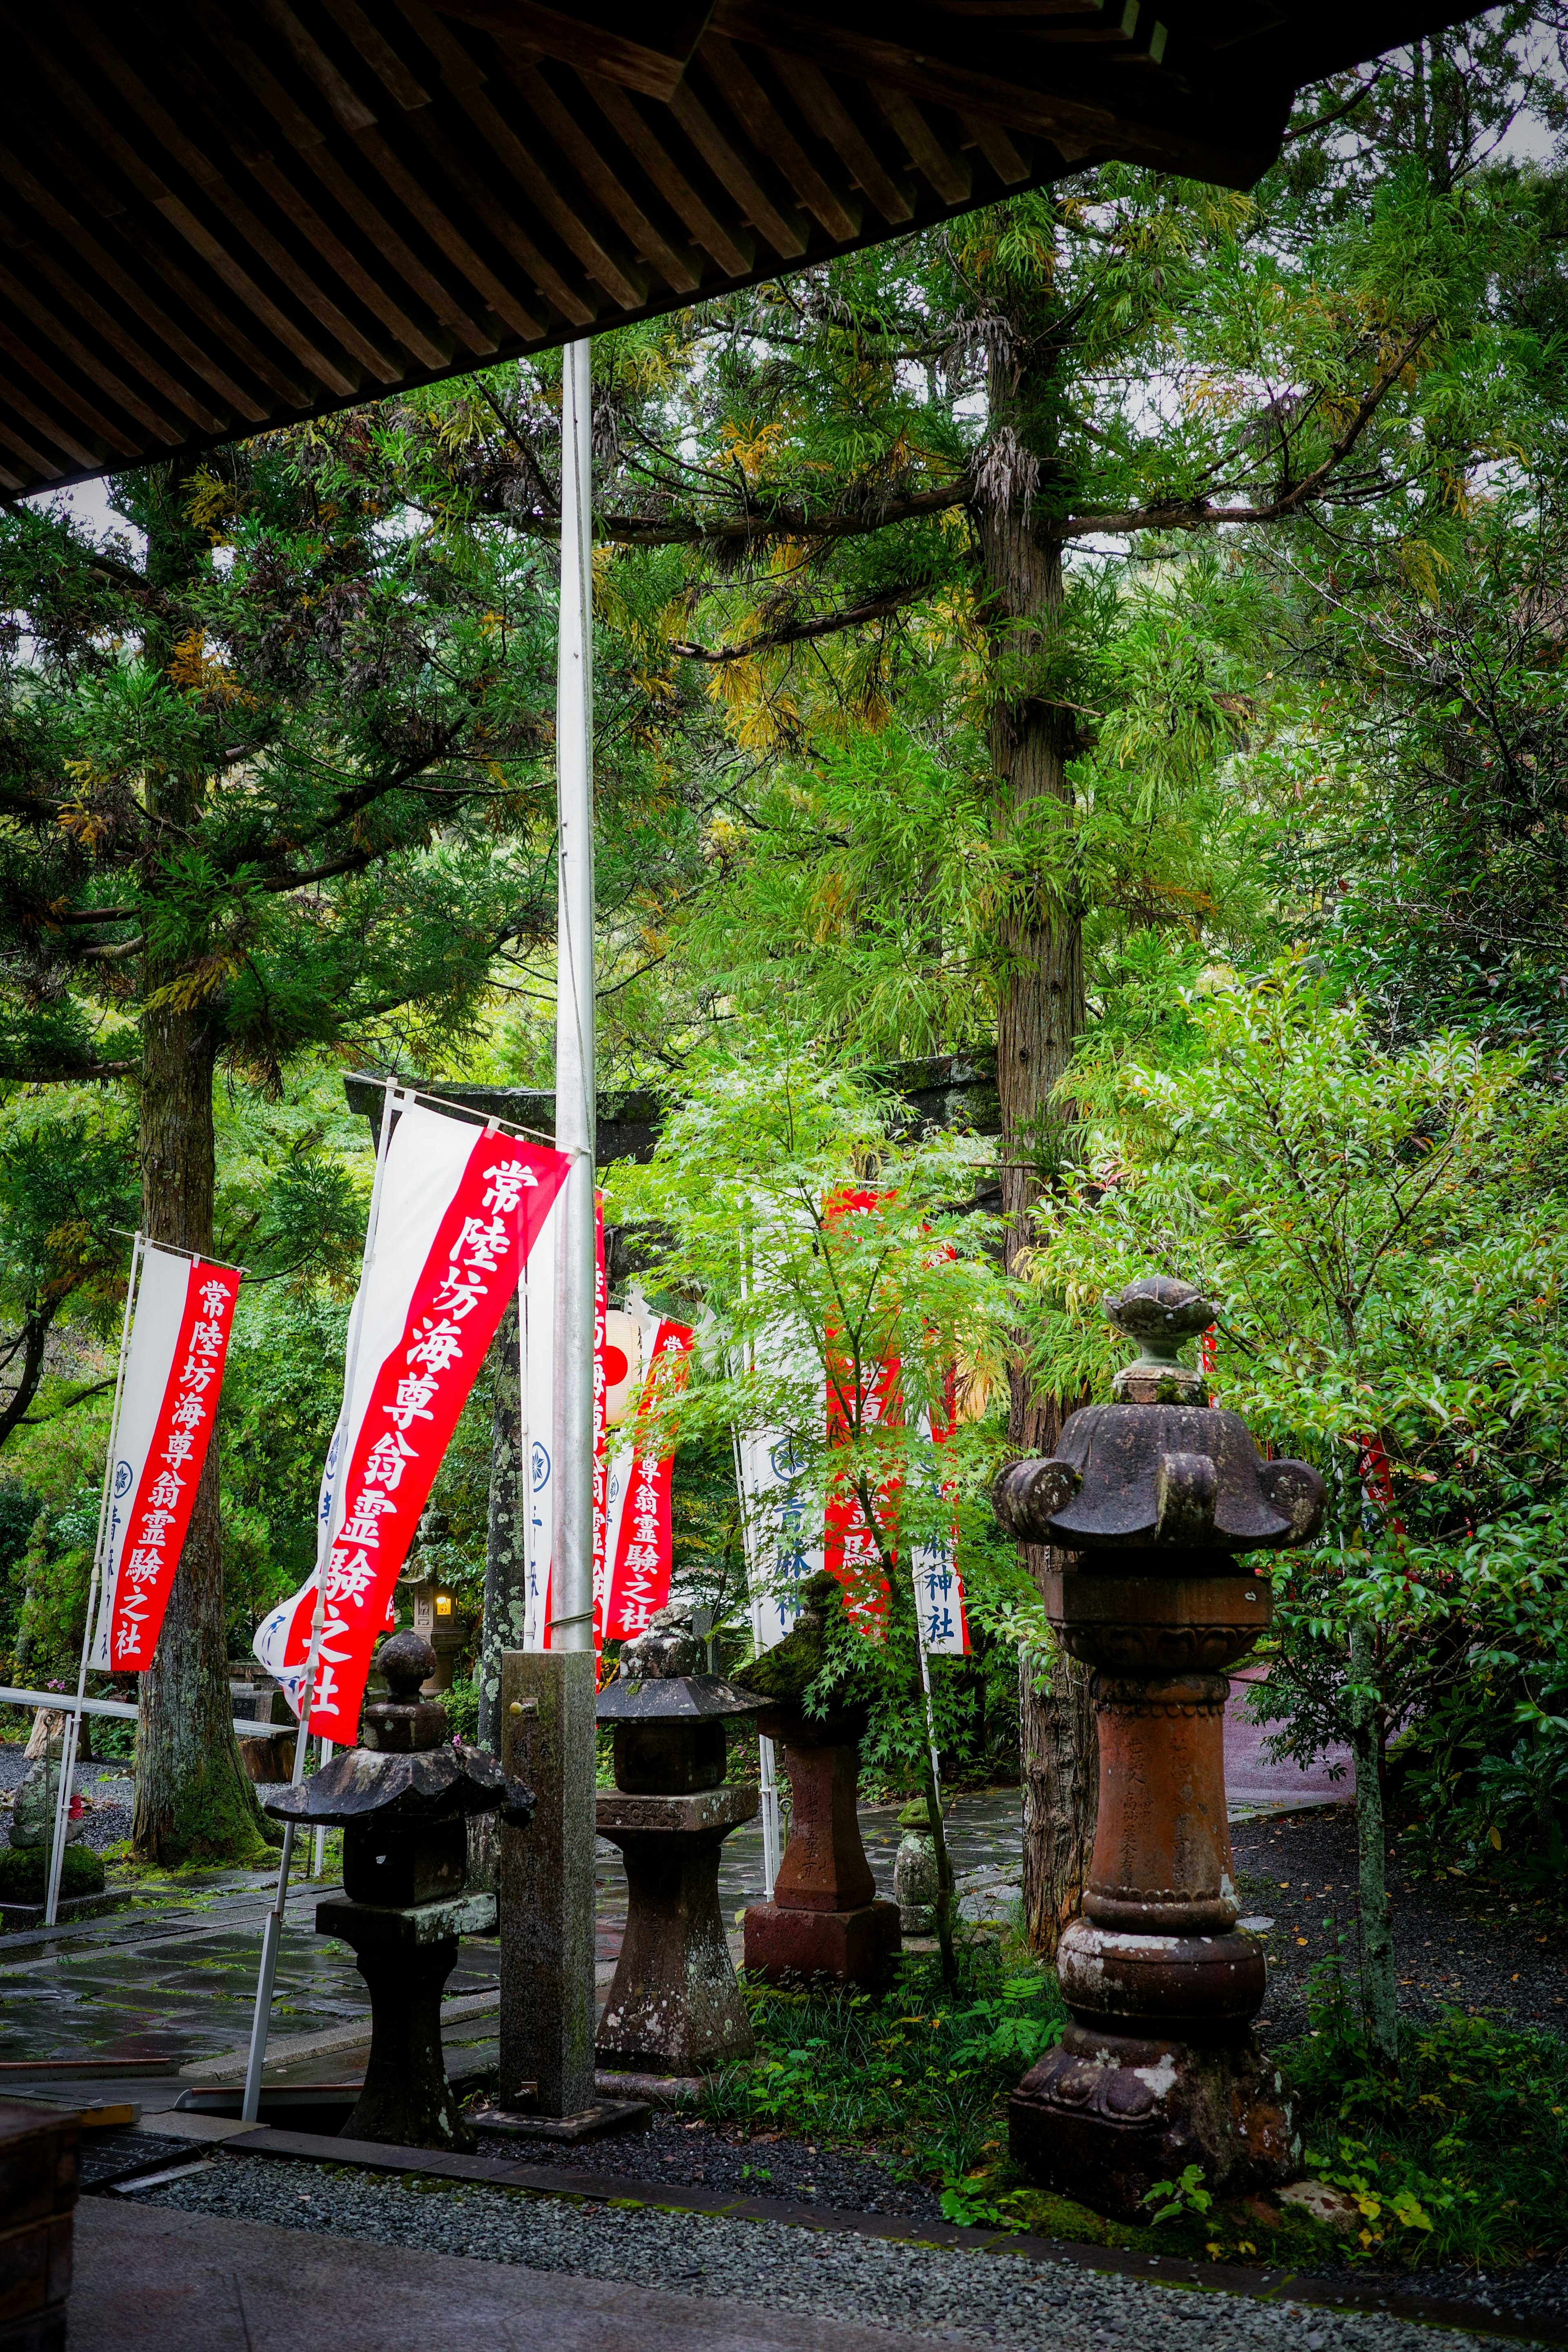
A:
[552,333,597,1657]
[241,1074,399,2123]
[43,1233,146,1928]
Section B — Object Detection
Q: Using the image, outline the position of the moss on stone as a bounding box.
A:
[735,1570,846,1704]
[0,1842,105,1900]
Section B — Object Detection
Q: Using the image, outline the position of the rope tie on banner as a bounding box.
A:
[346,1072,593,1157]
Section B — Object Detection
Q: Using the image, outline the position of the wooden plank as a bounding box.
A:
[709,0,1274,181]
[767,53,913,222]
[698,38,862,240]
[192,0,542,337]
[0,368,101,470]
[297,144,500,352]
[870,87,972,201]
[59,29,406,385]
[0,296,166,452]
[178,0,500,352]
[346,119,545,337]
[419,0,715,102]
[318,0,434,109]
[399,106,583,321]
[194,3,526,351]
[666,79,807,258]
[250,0,381,129]
[509,65,704,293]
[0,413,66,480]
[26,8,359,400]
[958,110,1032,179]
[0,147,254,427]
[395,0,619,317]
[231,145,450,369]
[575,69,754,277]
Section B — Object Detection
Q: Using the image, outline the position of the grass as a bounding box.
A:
[699,1941,1068,2191]
[699,1937,1568,2278]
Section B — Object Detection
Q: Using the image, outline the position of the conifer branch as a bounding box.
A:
[672,579,936,664]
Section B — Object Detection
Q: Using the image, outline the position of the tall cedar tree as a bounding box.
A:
[244,18,1561,1933]
[0,444,556,1861]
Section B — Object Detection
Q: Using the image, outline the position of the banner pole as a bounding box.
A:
[552,334,596,1656]
[45,1232,145,1929]
[241,1076,399,2122]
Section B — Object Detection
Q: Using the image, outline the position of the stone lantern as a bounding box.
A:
[396,1508,471,1693]
[594,1610,763,2078]
[266,1630,533,2151]
[740,1572,901,1987]
[993,1275,1326,2217]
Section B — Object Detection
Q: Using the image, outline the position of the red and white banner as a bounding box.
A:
[91,1249,241,1670]
[754,1188,969,1657]
[255,1104,568,1742]
[602,1312,695,1642]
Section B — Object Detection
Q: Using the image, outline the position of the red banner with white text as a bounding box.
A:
[97,1256,241,1670]
[255,1105,568,1741]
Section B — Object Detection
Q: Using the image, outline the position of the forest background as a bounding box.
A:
[1,4,1567,1985]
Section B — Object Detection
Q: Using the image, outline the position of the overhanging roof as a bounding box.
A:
[1,0,1484,498]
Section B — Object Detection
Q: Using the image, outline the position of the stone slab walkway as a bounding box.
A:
[72,2198,946,2352]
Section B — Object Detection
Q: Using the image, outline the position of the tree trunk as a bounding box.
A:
[133,1005,268,1862]
[1348,1617,1399,2063]
[478,1292,524,1751]
[133,462,269,1866]
[978,363,1097,1958]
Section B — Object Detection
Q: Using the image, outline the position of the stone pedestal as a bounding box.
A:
[996,1274,1326,2219]
[498,1647,598,2117]
[318,1890,497,2151]
[595,1782,759,2073]
[742,1703,899,1986]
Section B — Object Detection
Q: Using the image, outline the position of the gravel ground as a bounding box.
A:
[1232,1811,1568,2042]
[133,2157,1527,2352]
[0,1739,134,1853]
[474,2113,945,2218]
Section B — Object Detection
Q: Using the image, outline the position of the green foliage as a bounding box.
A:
[1142,2163,1215,2225]
[700,1947,1066,2186]
[1022,956,1568,1822]
[1283,1958,1568,2267]
[0,1842,105,1901]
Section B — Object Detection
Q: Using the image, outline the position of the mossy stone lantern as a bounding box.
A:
[267,1630,533,2150]
[993,1276,1326,2218]
[594,1610,763,2078]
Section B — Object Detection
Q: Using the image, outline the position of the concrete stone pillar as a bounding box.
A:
[498,1648,597,2117]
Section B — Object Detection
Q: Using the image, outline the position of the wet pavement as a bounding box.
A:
[0,1681,1341,2088]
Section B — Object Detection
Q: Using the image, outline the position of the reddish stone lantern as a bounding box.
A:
[741,1573,900,1987]
[994,1276,1326,2217]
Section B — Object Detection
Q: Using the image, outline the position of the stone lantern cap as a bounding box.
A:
[993,1276,1327,1553]
[596,1608,763,1723]
[263,1633,535,1831]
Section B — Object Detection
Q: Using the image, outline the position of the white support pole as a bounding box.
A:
[757,1732,781,1898]
[241,1075,399,2123]
[45,1234,145,1929]
[914,1611,943,1811]
[551,334,596,1657]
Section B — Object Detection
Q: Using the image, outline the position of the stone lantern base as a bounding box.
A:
[1010,2022,1297,2219]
